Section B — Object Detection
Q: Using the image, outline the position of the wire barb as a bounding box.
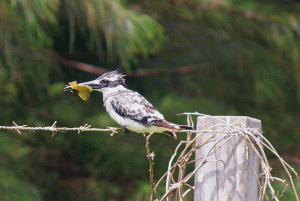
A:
[0,121,122,137]
[153,114,298,201]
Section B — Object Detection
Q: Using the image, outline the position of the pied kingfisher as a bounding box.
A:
[64,69,193,138]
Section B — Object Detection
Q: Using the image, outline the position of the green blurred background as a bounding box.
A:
[1,0,300,200]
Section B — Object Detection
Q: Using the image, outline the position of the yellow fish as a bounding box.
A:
[65,81,93,101]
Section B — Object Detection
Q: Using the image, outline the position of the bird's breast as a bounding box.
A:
[103,100,169,133]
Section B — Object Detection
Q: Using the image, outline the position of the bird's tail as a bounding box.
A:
[162,125,193,139]
[161,123,194,139]
[178,125,194,130]
[162,131,177,139]
[153,120,194,139]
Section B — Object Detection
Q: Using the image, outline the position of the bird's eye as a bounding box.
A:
[100,80,108,85]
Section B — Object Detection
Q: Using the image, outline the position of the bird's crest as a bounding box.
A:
[96,69,126,83]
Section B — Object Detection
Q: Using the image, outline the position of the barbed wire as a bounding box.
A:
[0,121,122,137]
[0,120,259,137]
[0,113,254,136]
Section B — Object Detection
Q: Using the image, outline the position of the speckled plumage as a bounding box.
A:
[68,70,193,138]
[104,89,180,133]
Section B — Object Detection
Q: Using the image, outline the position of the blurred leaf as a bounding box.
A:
[48,82,65,97]
[0,132,30,158]
[0,168,41,201]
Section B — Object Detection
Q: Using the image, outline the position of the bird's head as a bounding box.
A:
[64,69,127,96]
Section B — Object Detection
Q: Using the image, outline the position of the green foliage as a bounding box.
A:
[0,168,41,201]
[1,0,300,200]
[0,130,40,200]
[55,0,165,67]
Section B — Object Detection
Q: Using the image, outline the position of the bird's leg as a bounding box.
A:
[116,126,130,133]
[123,126,130,133]
[107,126,130,136]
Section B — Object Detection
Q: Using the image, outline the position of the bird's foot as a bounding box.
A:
[108,126,130,136]
[123,126,130,133]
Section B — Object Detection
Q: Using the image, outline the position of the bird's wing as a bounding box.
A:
[109,90,165,125]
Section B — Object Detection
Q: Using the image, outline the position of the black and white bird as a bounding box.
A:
[64,69,193,138]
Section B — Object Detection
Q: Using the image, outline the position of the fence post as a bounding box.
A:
[194,116,261,201]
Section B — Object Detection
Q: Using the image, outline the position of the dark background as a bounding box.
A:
[0,0,300,200]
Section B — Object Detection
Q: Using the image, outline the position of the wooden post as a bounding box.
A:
[194,116,261,201]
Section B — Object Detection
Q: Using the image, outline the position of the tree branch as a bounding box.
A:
[146,133,155,201]
[54,52,207,78]
[55,55,108,75]
[127,65,205,78]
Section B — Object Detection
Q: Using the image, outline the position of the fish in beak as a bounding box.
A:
[64,81,97,101]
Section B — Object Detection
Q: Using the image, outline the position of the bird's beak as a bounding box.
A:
[64,80,102,92]
[77,80,102,90]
